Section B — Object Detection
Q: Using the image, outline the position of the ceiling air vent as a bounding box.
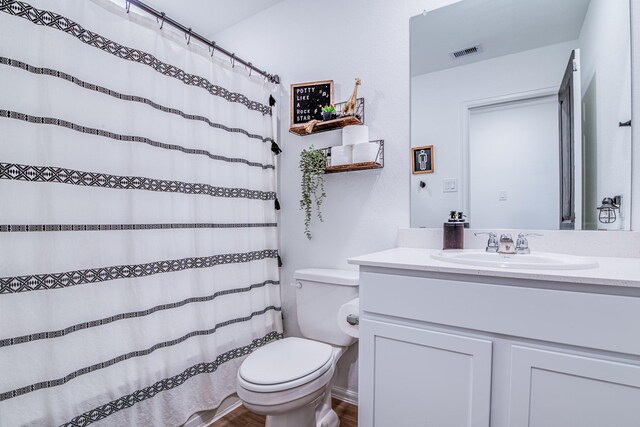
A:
[450,45,482,59]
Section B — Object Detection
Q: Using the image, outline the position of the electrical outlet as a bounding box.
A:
[443,179,458,193]
[498,191,508,201]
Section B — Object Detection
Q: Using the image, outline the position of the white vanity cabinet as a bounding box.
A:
[356,267,640,427]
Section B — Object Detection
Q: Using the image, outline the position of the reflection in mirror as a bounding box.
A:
[410,0,632,230]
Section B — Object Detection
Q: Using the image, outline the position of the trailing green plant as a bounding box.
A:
[321,104,335,113]
[299,145,327,239]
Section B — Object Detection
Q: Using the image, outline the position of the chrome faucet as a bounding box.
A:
[475,232,499,252]
[515,233,543,254]
[498,234,516,254]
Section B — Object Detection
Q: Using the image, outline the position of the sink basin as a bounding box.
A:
[431,250,599,270]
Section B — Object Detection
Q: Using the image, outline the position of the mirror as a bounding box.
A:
[410,0,632,230]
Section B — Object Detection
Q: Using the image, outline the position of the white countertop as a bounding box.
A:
[348,247,640,288]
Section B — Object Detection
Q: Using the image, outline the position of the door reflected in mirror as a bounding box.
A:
[410,0,632,230]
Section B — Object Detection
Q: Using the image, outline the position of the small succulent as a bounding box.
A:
[321,104,335,113]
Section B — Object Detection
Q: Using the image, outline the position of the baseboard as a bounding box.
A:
[331,386,358,406]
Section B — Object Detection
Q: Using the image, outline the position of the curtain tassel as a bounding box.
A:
[274,197,281,210]
[277,254,283,268]
[271,141,282,155]
[269,95,276,106]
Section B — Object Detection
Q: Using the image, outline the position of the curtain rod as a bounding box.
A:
[125,0,280,84]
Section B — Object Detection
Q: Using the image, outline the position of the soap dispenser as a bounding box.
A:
[443,211,465,250]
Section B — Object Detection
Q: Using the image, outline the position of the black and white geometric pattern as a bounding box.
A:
[0,280,279,348]
[0,110,275,170]
[0,222,277,232]
[0,249,278,294]
[60,331,283,427]
[0,1,272,115]
[0,57,276,144]
[0,309,282,402]
[0,1,282,424]
[0,163,276,200]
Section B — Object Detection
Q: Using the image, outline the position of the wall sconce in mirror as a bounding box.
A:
[597,196,622,226]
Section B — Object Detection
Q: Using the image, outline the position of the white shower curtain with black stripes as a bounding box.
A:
[0,0,282,425]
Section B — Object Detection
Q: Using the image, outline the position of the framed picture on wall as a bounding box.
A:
[290,80,334,125]
[412,145,434,174]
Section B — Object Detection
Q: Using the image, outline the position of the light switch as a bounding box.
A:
[443,179,458,193]
[498,191,508,201]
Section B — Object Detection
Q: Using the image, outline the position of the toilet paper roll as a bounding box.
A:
[331,145,352,166]
[352,142,380,163]
[337,297,360,338]
[342,125,369,146]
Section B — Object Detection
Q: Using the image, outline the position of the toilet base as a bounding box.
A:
[315,388,340,427]
[264,399,319,427]
[317,409,340,427]
[262,388,340,427]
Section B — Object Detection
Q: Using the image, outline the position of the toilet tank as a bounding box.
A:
[293,268,359,347]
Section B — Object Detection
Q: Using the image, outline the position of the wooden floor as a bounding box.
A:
[212,398,357,427]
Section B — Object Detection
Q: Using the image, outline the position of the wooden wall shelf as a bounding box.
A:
[290,116,362,136]
[320,140,384,174]
[289,98,365,136]
[324,161,382,174]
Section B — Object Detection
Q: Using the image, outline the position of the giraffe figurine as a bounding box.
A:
[341,78,361,116]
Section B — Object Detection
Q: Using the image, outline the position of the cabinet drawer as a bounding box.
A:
[360,270,640,356]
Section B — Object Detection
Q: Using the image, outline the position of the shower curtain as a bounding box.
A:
[0,0,282,425]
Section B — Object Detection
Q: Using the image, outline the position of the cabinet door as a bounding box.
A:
[509,345,640,427]
[359,319,492,427]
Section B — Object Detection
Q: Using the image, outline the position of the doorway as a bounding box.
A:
[467,95,560,229]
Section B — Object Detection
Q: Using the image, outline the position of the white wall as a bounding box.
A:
[632,0,640,230]
[212,0,640,402]
[579,0,633,229]
[215,0,463,395]
[410,41,577,227]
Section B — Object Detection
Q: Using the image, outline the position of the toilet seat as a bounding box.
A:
[238,337,334,393]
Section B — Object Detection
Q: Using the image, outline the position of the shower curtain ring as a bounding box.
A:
[210,41,216,57]
[231,53,236,68]
[159,12,165,29]
[248,63,253,77]
[125,0,130,13]
[185,28,192,45]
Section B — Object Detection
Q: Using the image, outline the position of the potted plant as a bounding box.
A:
[299,145,327,239]
[321,104,335,121]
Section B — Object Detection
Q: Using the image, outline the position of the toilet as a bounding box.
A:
[236,268,359,427]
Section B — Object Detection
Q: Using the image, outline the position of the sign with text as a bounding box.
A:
[290,80,334,125]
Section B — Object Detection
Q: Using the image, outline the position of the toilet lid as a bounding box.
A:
[239,337,333,385]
